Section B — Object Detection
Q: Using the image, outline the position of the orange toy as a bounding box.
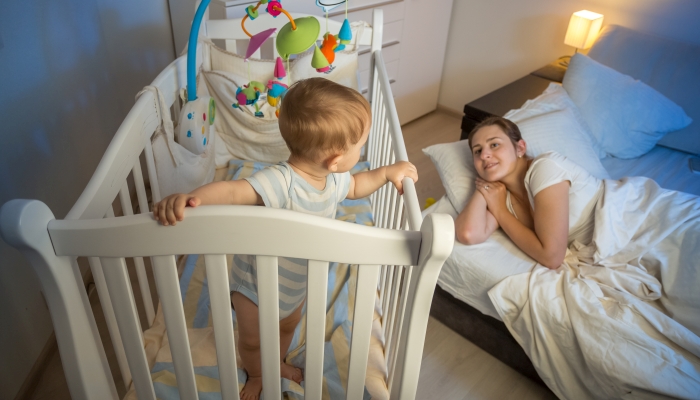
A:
[320,33,337,65]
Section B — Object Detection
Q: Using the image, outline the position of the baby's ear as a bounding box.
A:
[325,154,343,172]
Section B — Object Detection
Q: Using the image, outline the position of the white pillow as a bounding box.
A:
[505,83,606,159]
[422,140,476,212]
[563,53,692,159]
[508,104,610,180]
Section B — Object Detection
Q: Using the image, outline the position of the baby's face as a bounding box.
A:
[335,124,370,173]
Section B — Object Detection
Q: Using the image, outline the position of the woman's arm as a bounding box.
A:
[484,182,569,269]
[455,191,499,244]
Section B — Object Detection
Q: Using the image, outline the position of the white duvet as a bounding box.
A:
[489,177,700,399]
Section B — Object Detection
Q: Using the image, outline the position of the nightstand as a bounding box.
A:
[460,61,568,140]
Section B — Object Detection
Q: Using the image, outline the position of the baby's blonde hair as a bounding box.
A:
[279,77,371,161]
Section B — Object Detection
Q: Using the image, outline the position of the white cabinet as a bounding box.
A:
[211,0,453,124]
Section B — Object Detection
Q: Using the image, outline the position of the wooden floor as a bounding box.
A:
[26,111,555,400]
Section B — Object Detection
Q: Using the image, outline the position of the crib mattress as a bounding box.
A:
[601,145,700,196]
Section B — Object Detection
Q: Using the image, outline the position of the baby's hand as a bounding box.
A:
[152,194,201,226]
[385,161,418,195]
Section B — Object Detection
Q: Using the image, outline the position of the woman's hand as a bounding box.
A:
[475,178,507,218]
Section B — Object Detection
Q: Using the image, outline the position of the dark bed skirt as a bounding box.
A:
[430,284,547,387]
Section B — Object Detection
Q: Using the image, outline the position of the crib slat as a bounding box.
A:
[88,257,133,390]
[369,80,382,169]
[305,260,329,400]
[256,255,281,397]
[204,254,240,400]
[378,266,387,303]
[119,183,156,325]
[387,264,412,394]
[381,265,395,332]
[346,265,380,400]
[383,266,403,364]
[152,255,199,400]
[385,152,398,228]
[143,138,162,202]
[371,90,384,171]
[101,257,156,400]
[131,162,150,216]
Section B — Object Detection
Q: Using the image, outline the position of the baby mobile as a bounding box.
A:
[232,0,353,118]
[177,0,217,155]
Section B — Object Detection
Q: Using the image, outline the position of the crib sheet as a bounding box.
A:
[125,161,387,399]
[601,145,700,196]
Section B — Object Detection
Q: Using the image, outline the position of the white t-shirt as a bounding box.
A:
[517,151,604,245]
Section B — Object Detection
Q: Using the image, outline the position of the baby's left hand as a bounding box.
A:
[475,178,507,215]
[385,161,418,195]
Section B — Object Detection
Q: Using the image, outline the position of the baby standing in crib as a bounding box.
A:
[153,77,417,400]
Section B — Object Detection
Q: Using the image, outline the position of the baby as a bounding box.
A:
[153,77,417,400]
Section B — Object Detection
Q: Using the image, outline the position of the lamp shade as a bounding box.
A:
[564,10,604,50]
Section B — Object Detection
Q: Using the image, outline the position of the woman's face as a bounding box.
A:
[470,125,522,181]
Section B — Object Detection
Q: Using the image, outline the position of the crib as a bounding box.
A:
[0,8,454,400]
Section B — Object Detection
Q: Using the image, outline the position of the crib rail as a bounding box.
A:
[1,200,452,400]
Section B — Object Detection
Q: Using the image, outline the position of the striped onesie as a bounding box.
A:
[230,162,351,319]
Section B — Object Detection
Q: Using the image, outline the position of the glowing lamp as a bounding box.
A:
[564,10,604,53]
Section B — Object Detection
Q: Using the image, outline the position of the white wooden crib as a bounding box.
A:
[0,9,454,400]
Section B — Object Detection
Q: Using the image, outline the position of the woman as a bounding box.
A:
[455,116,603,269]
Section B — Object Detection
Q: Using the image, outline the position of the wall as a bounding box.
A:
[438,0,700,112]
[0,0,174,398]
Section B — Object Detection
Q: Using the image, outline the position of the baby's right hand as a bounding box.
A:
[152,194,201,226]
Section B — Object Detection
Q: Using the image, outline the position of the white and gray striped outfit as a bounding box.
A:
[231,162,351,319]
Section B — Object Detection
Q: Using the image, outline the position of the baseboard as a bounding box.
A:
[14,331,58,400]
[436,104,464,120]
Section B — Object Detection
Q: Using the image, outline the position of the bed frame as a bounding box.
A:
[0,9,455,400]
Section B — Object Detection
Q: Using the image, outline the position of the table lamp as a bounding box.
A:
[560,10,604,66]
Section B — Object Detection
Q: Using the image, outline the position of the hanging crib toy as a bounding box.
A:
[314,0,352,73]
[232,0,353,117]
[177,0,216,155]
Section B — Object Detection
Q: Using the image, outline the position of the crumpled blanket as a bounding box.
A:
[489,177,700,399]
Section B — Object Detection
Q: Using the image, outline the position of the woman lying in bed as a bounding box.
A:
[454,116,700,399]
[455,116,602,269]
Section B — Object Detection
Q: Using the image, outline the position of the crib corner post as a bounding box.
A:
[0,200,118,400]
[390,213,454,399]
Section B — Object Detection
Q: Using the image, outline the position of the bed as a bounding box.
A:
[0,7,455,400]
[424,24,700,397]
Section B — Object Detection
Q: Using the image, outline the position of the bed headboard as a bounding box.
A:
[587,25,700,155]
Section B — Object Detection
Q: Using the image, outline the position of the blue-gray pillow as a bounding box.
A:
[563,54,692,159]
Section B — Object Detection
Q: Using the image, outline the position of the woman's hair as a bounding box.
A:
[467,116,523,149]
[279,77,371,161]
